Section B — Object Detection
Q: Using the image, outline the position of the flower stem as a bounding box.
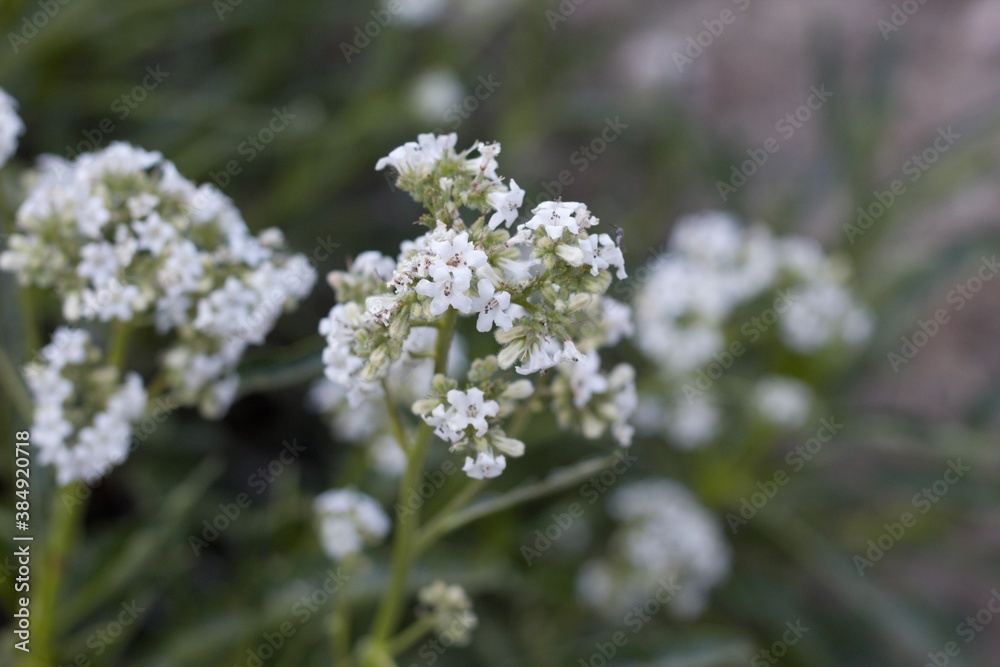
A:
[106,321,131,371]
[31,481,83,666]
[361,310,457,664]
[331,572,354,667]
[0,342,31,422]
[387,617,434,657]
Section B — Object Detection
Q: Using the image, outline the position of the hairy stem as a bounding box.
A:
[31,481,83,666]
[359,309,457,664]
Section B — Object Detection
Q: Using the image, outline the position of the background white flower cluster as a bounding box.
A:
[633,211,871,449]
[1,141,317,421]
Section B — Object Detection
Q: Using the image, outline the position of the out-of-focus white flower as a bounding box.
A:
[26,328,147,486]
[578,480,730,620]
[0,141,316,419]
[417,581,478,645]
[753,376,812,428]
[0,88,24,168]
[410,69,464,122]
[314,488,391,561]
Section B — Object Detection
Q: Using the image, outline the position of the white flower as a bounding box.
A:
[423,388,499,444]
[193,276,258,337]
[81,279,142,322]
[127,193,160,219]
[77,242,121,287]
[462,451,507,479]
[132,212,176,256]
[567,353,609,409]
[0,88,24,168]
[524,201,585,239]
[753,376,812,428]
[415,232,487,315]
[473,279,513,332]
[418,581,478,644]
[375,133,458,176]
[486,179,525,230]
[579,233,627,279]
[314,488,391,560]
[579,480,730,620]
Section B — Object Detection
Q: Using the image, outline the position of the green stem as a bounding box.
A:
[360,310,457,664]
[415,479,485,557]
[31,481,83,666]
[387,618,434,657]
[382,381,412,452]
[331,574,354,667]
[106,321,131,370]
[414,455,617,553]
[0,343,31,422]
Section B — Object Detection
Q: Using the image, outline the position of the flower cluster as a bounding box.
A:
[577,480,730,619]
[314,488,391,561]
[317,134,636,479]
[633,211,870,448]
[0,87,24,168]
[25,328,147,485]
[0,141,316,417]
[416,580,478,645]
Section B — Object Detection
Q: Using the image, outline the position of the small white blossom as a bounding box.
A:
[462,451,507,479]
[486,179,525,230]
[314,488,391,561]
[473,279,513,332]
[0,88,24,168]
[375,133,458,176]
[524,201,585,239]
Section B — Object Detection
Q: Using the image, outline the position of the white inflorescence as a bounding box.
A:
[417,580,478,645]
[633,211,870,448]
[0,87,24,169]
[0,141,316,419]
[25,328,148,485]
[316,133,635,479]
[577,479,730,620]
[314,488,391,561]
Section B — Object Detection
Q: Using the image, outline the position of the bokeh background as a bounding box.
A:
[2,0,1000,665]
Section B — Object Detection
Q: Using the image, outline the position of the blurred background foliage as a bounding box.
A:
[2,0,1000,665]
